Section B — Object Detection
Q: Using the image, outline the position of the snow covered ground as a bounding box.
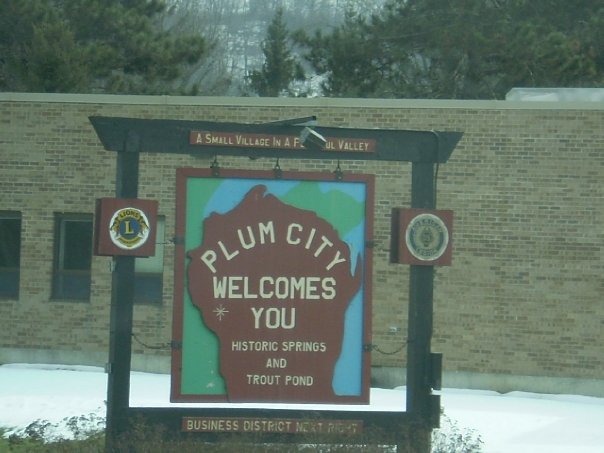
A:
[1,363,603,452]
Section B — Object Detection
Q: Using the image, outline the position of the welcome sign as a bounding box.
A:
[171,169,374,404]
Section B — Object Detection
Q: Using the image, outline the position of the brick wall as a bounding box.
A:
[1,94,602,390]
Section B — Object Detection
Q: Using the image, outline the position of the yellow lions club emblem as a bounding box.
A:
[109,207,151,250]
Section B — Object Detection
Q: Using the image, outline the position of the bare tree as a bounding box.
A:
[160,0,387,96]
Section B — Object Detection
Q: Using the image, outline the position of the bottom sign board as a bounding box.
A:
[182,417,363,435]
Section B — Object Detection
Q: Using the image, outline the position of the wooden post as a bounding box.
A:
[405,161,436,452]
[105,131,139,451]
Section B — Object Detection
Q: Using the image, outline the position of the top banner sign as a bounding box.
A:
[190,130,376,153]
[90,116,463,163]
[171,169,374,405]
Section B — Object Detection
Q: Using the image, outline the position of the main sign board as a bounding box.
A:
[171,169,374,405]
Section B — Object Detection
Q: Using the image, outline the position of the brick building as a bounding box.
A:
[0,93,602,396]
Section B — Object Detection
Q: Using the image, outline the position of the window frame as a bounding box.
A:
[51,213,93,302]
[0,211,22,299]
[133,216,165,305]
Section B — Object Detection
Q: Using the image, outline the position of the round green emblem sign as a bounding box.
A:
[405,213,449,261]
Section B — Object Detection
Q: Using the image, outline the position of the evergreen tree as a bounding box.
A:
[294,0,604,99]
[293,10,389,97]
[247,8,304,97]
[0,0,207,94]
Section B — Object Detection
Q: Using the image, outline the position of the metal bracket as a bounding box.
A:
[210,156,220,176]
[273,158,282,179]
[333,160,343,180]
[428,352,443,390]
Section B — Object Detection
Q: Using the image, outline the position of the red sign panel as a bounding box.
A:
[392,208,453,266]
[94,198,158,257]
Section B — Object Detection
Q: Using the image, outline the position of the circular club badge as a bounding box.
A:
[109,207,151,250]
[405,213,450,261]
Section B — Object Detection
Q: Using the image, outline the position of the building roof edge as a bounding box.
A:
[1,92,604,111]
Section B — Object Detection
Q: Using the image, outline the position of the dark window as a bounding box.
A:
[0,212,21,299]
[52,214,92,301]
[134,217,164,304]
